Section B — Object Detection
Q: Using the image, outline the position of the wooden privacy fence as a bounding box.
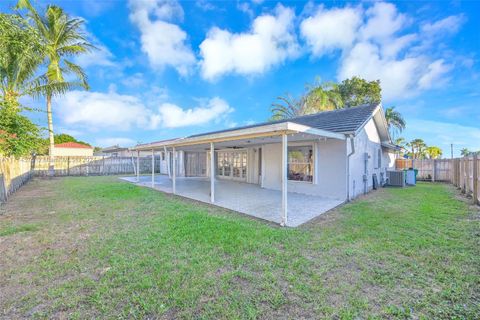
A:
[395,159,452,181]
[395,156,479,205]
[0,157,34,202]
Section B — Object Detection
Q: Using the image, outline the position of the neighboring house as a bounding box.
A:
[130,104,398,226]
[53,142,94,157]
[95,145,151,157]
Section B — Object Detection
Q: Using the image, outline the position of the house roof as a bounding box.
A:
[101,145,129,152]
[132,103,388,151]
[55,142,93,149]
[189,103,379,138]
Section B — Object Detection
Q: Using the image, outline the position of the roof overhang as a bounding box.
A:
[132,122,345,151]
[381,142,400,150]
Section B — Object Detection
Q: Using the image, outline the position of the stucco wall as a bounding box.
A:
[261,139,347,200]
[347,119,394,200]
[53,147,93,157]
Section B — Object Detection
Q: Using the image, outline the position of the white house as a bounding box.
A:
[53,142,94,157]
[95,145,151,157]
[129,104,398,227]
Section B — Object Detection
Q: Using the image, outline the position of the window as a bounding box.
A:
[288,146,313,182]
[161,152,165,160]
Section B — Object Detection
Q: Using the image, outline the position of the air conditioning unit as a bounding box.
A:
[387,170,405,187]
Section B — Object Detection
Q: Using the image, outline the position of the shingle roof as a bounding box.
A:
[55,142,93,149]
[101,145,128,152]
[189,103,379,138]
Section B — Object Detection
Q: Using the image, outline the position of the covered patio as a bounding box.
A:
[129,120,347,227]
[121,175,344,227]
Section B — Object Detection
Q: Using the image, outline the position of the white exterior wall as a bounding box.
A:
[261,138,347,200]
[53,147,93,157]
[347,119,394,199]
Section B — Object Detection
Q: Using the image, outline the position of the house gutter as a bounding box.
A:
[346,134,355,201]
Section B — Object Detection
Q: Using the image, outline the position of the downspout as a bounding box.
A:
[346,134,355,201]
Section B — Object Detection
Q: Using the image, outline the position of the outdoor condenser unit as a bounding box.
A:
[387,170,406,187]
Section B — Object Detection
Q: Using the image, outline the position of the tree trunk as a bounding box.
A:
[47,94,55,176]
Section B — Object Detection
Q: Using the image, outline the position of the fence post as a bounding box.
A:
[473,154,478,205]
[432,159,436,182]
[0,173,7,203]
[67,156,70,176]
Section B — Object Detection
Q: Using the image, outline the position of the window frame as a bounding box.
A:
[287,144,315,183]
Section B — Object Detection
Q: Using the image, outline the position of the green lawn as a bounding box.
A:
[0,177,478,319]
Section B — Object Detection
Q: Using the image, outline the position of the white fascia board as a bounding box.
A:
[286,122,345,140]
[133,122,291,150]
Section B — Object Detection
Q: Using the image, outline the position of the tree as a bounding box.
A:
[425,146,442,159]
[0,13,44,103]
[0,99,41,157]
[394,137,406,147]
[337,76,381,108]
[407,139,427,159]
[460,148,470,157]
[385,107,406,139]
[17,0,93,174]
[304,81,343,112]
[270,77,383,121]
[270,94,308,120]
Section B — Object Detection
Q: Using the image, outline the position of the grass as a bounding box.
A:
[0,223,40,237]
[0,177,478,319]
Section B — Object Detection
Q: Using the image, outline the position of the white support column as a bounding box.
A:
[136,150,140,182]
[151,149,155,187]
[210,142,215,203]
[164,146,170,178]
[281,133,288,226]
[172,147,176,194]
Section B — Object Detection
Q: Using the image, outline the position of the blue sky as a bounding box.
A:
[3,0,480,156]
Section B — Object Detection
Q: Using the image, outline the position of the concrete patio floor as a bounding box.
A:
[120,175,344,227]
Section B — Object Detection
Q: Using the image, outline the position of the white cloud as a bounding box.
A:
[96,137,137,147]
[418,59,452,89]
[338,42,423,100]
[128,0,195,75]
[300,6,362,56]
[300,2,464,101]
[121,72,146,88]
[56,90,233,131]
[56,90,155,131]
[199,5,299,80]
[360,2,407,41]
[421,15,465,35]
[158,97,233,128]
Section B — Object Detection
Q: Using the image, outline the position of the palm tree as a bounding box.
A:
[0,14,43,103]
[305,81,343,112]
[270,94,308,120]
[425,146,442,159]
[460,148,470,157]
[17,0,93,174]
[407,138,427,159]
[385,107,406,139]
